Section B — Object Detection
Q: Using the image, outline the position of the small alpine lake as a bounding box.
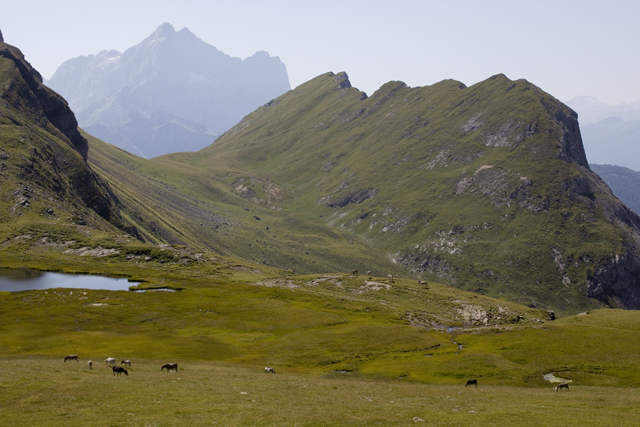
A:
[0,268,140,292]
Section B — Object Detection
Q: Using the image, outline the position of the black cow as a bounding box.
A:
[113,366,128,376]
[161,363,178,372]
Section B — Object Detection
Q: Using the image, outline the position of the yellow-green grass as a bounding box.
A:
[2,264,640,387]
[3,264,640,425]
[1,357,639,426]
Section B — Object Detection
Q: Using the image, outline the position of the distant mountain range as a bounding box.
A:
[47,23,291,158]
[566,96,640,125]
[565,96,640,172]
[580,117,640,171]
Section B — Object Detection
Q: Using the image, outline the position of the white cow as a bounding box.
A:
[105,357,116,367]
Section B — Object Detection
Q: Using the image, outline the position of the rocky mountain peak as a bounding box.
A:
[0,29,4,43]
[334,71,352,89]
[151,22,176,39]
[48,23,291,158]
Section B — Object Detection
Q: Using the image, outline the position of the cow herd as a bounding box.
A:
[64,354,572,390]
[64,354,278,379]
[63,354,178,377]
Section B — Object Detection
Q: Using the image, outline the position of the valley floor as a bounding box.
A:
[1,357,639,426]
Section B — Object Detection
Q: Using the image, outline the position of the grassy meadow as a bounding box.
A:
[2,357,640,426]
[2,253,640,425]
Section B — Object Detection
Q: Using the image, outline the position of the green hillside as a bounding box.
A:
[0,40,122,231]
[3,34,640,315]
[5,37,640,425]
[167,72,640,313]
[85,132,405,277]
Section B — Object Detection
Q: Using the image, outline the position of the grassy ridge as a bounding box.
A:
[164,72,635,312]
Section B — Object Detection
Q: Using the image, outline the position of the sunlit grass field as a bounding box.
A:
[2,258,640,425]
[2,358,639,426]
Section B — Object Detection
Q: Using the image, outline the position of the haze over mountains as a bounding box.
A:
[566,96,640,125]
[566,96,640,171]
[564,96,640,215]
[47,23,291,158]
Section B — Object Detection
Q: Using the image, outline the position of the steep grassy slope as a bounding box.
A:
[0,40,123,234]
[169,72,640,312]
[86,132,404,276]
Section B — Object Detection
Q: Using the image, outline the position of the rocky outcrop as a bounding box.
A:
[585,248,640,309]
[321,188,379,208]
[0,40,124,228]
[0,42,88,159]
[582,172,640,308]
[334,72,352,89]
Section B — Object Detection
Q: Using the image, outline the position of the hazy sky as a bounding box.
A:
[2,0,639,105]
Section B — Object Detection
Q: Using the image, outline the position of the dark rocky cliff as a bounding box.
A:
[0,39,123,228]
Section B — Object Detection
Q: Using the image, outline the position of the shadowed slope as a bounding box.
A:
[0,39,123,229]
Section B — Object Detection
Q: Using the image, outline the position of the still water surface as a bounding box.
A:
[0,268,139,292]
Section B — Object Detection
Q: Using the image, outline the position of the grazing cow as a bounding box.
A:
[265,367,276,374]
[105,357,116,367]
[466,379,478,388]
[352,269,358,276]
[113,366,128,376]
[87,360,93,370]
[387,274,395,283]
[418,280,428,285]
[64,354,79,363]
[555,383,569,392]
[121,360,132,368]
[161,363,178,372]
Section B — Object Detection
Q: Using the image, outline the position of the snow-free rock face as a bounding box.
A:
[0,39,123,228]
[48,23,291,158]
